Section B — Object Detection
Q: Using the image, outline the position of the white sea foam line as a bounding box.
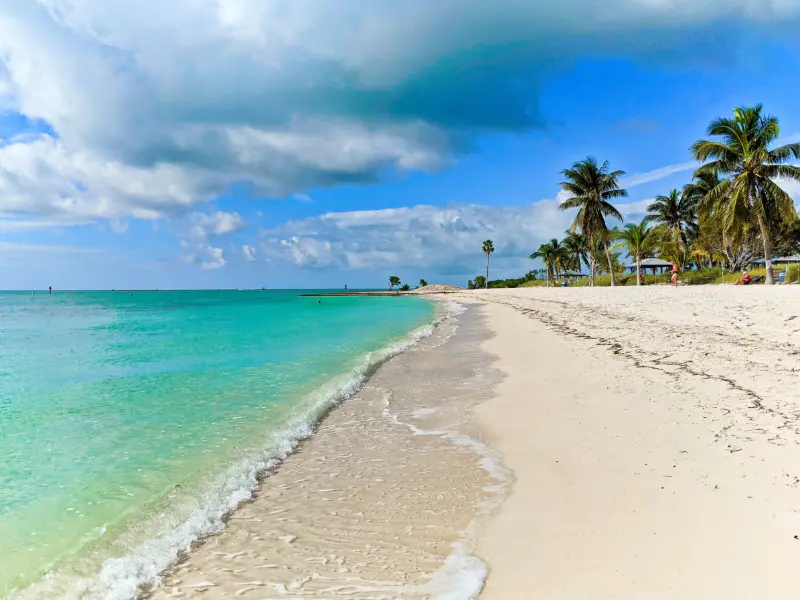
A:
[16,298,466,600]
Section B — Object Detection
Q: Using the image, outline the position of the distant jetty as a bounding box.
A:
[301,285,463,297]
[300,291,402,297]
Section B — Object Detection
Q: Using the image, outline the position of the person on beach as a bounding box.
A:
[742,271,752,285]
[671,264,678,287]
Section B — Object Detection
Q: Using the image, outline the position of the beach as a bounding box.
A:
[11,287,800,599]
[111,287,800,599]
[141,302,504,600]
[462,286,800,599]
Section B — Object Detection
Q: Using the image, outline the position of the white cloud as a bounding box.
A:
[0,136,209,220]
[620,161,697,188]
[200,246,227,269]
[0,241,94,253]
[0,218,92,231]
[0,1,798,225]
[260,199,650,272]
[188,211,244,240]
[556,189,572,205]
[181,241,228,269]
[242,244,256,261]
[777,177,800,212]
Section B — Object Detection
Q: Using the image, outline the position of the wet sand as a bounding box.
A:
[145,305,506,599]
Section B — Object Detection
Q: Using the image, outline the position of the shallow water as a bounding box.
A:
[0,291,434,599]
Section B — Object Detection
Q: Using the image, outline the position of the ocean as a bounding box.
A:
[0,290,435,599]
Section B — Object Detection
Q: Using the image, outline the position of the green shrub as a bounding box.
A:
[785,264,800,283]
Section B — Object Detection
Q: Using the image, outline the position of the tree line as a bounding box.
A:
[480,105,800,287]
[388,276,428,292]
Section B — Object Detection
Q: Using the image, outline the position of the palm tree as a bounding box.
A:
[559,157,627,286]
[682,169,722,213]
[611,220,656,286]
[691,104,800,284]
[482,240,494,289]
[561,231,589,274]
[388,276,401,290]
[683,169,724,268]
[529,238,570,286]
[645,189,698,268]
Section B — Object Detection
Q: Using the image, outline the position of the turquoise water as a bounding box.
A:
[0,291,435,599]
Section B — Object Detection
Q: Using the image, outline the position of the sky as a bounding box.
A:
[2,0,800,290]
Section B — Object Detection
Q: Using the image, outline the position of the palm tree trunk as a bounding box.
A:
[636,256,641,286]
[604,241,616,287]
[485,253,490,289]
[679,229,688,272]
[589,255,595,287]
[756,214,774,285]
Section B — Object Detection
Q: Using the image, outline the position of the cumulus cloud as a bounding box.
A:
[183,244,228,269]
[242,244,256,261]
[1,0,799,224]
[201,247,227,269]
[260,199,650,273]
[187,211,245,240]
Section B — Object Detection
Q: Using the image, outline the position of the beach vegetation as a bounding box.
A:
[470,275,487,289]
[561,231,589,273]
[611,220,657,285]
[388,276,401,290]
[482,240,495,288]
[400,283,411,291]
[558,157,627,286]
[785,264,800,283]
[645,188,697,270]
[529,238,571,286]
[691,104,800,284]
[509,105,800,289]
[419,279,428,287]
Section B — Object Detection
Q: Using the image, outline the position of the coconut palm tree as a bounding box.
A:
[482,240,494,289]
[529,238,570,286]
[561,231,589,274]
[691,104,800,284]
[645,189,698,268]
[682,169,722,213]
[611,220,656,286]
[559,157,627,286]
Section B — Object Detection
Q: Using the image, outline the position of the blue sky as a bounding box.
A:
[1,0,800,289]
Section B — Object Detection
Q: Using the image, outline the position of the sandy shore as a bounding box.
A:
[101,286,800,599]
[460,287,800,599]
[142,304,504,600]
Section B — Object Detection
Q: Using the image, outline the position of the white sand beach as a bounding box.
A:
[462,287,800,599]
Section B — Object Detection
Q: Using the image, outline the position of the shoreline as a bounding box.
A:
[461,287,800,598]
[23,286,800,599]
[12,298,450,600]
[134,299,503,600]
